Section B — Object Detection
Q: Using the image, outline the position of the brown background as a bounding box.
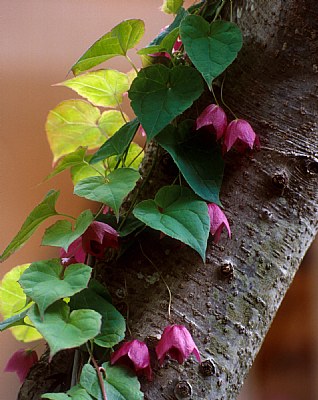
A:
[1,1,317,399]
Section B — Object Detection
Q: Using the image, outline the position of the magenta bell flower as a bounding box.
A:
[82,221,119,258]
[208,203,231,243]
[224,119,259,152]
[4,349,38,383]
[111,339,152,380]
[196,104,228,140]
[156,325,201,365]
[60,236,86,266]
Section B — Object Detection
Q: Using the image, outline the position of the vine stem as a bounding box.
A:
[220,75,238,119]
[213,0,228,21]
[86,343,108,400]
[118,145,159,231]
[57,212,76,221]
[127,142,146,168]
[125,55,138,73]
[139,242,172,321]
[211,86,219,105]
[83,161,105,177]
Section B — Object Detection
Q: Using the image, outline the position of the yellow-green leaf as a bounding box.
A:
[161,0,184,14]
[72,19,145,75]
[98,110,128,138]
[0,264,41,342]
[46,100,106,163]
[58,70,130,108]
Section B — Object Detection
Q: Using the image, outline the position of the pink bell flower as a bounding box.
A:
[4,349,38,383]
[156,325,201,365]
[60,236,86,266]
[173,37,182,52]
[111,339,152,380]
[208,203,231,243]
[82,221,119,258]
[223,119,259,152]
[196,104,228,140]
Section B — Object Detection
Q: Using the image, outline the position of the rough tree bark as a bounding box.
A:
[19,0,318,399]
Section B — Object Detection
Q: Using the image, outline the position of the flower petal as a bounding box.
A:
[207,203,231,243]
[4,349,38,383]
[196,104,227,140]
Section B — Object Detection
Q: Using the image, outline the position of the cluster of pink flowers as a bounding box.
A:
[196,103,260,243]
[110,324,200,380]
[196,103,259,152]
[60,221,119,266]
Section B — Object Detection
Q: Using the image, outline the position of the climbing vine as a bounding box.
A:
[0,1,259,398]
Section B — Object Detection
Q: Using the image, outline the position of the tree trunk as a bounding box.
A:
[19,1,318,399]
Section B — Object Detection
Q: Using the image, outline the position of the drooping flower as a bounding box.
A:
[4,349,38,383]
[60,236,86,266]
[223,119,259,152]
[196,104,228,140]
[173,37,182,52]
[156,325,201,365]
[207,203,231,243]
[82,221,119,258]
[111,339,152,380]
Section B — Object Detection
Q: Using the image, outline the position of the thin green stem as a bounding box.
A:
[125,55,138,74]
[118,145,158,231]
[94,204,106,220]
[86,343,107,400]
[83,161,105,177]
[220,75,238,119]
[211,86,219,105]
[57,213,76,221]
[213,0,227,21]
[139,242,172,320]
[127,143,145,168]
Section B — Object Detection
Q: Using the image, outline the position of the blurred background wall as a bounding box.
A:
[1,1,317,399]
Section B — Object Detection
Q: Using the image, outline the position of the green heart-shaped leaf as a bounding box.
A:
[42,210,94,250]
[43,386,93,400]
[20,259,92,317]
[72,19,145,75]
[28,301,101,358]
[133,186,209,260]
[150,7,188,46]
[59,70,129,108]
[156,120,224,204]
[74,168,140,217]
[46,147,87,181]
[70,284,125,348]
[80,362,143,400]
[180,16,243,88]
[128,64,204,140]
[42,394,71,400]
[90,118,139,165]
[0,190,59,262]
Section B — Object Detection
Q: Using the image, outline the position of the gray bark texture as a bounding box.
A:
[19,0,318,399]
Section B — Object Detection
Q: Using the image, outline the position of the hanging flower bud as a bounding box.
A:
[111,339,152,380]
[4,349,38,383]
[208,203,231,243]
[224,119,259,152]
[173,37,182,52]
[82,221,119,258]
[156,325,201,365]
[60,236,86,266]
[196,104,228,140]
